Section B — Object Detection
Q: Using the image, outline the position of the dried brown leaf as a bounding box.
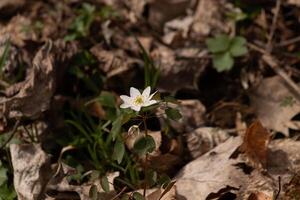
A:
[10,143,52,200]
[0,41,55,119]
[249,76,300,136]
[240,120,270,169]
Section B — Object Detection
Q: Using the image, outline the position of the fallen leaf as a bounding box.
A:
[10,143,52,200]
[287,0,300,6]
[240,120,270,169]
[192,0,231,36]
[283,173,300,200]
[0,41,56,119]
[171,100,206,133]
[0,0,25,16]
[152,46,207,92]
[176,136,247,199]
[186,127,230,159]
[247,192,272,200]
[249,76,300,136]
[148,0,191,30]
[147,185,176,200]
[90,44,135,78]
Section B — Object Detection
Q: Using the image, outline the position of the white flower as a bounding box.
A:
[120,86,157,111]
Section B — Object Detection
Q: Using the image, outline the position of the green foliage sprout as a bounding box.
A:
[206,34,248,72]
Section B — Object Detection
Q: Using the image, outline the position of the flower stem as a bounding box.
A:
[142,115,148,197]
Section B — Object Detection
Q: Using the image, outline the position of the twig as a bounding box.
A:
[0,120,20,149]
[266,0,281,52]
[110,186,127,200]
[262,54,300,101]
[277,35,300,47]
[142,115,148,197]
[274,176,281,200]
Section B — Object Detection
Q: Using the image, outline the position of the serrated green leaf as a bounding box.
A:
[206,34,230,53]
[89,185,98,200]
[111,115,122,141]
[229,36,248,57]
[133,135,156,156]
[112,140,125,164]
[100,176,110,192]
[212,52,234,72]
[165,108,182,121]
[133,192,145,200]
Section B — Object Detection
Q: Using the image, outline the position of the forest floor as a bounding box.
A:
[0,0,300,200]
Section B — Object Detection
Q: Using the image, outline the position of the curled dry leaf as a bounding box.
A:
[186,127,230,159]
[192,0,231,37]
[148,0,192,30]
[152,46,207,92]
[10,143,52,200]
[90,44,135,78]
[249,76,300,136]
[0,41,56,119]
[240,120,270,169]
[0,16,36,47]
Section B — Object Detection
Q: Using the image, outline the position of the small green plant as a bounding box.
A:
[280,96,296,107]
[64,3,96,41]
[0,159,16,200]
[206,34,248,72]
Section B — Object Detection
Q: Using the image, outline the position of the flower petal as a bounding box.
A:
[131,105,141,111]
[142,86,151,98]
[130,87,140,98]
[120,103,131,108]
[120,95,132,104]
[144,99,157,107]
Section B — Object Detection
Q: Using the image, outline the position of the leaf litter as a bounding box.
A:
[0,0,300,200]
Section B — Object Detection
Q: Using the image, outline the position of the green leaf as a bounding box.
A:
[133,135,156,156]
[121,194,130,200]
[98,91,116,108]
[206,34,230,53]
[157,174,171,187]
[0,41,10,71]
[89,185,98,200]
[100,176,110,192]
[112,140,125,164]
[0,162,7,186]
[0,184,16,200]
[212,52,234,72]
[89,170,100,182]
[165,108,182,121]
[111,115,122,141]
[163,96,179,104]
[133,192,145,200]
[229,36,248,57]
[159,181,176,200]
[146,170,157,187]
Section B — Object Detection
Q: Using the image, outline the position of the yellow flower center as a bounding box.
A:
[134,95,144,105]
